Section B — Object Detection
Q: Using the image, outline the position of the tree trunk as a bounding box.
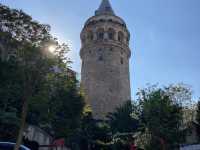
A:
[14,96,29,150]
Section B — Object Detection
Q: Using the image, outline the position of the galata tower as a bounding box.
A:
[80,0,131,119]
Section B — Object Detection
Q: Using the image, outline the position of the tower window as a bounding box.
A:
[108,33,113,40]
[118,31,124,42]
[98,33,104,40]
[108,19,113,22]
[97,28,104,40]
[99,19,105,22]
[120,57,124,64]
[98,55,103,61]
[108,28,115,40]
[98,48,102,52]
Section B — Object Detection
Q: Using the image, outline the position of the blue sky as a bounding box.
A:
[2,0,200,99]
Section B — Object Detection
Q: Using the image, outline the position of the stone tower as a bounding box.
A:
[80,0,131,119]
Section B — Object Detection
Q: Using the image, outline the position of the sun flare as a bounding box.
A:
[48,45,56,53]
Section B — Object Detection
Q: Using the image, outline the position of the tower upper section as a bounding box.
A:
[80,0,131,59]
[95,0,115,15]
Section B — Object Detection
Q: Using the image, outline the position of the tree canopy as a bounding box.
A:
[0,4,85,150]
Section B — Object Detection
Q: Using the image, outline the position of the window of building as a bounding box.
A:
[118,31,124,42]
[98,33,104,40]
[99,19,105,22]
[120,57,124,64]
[97,28,104,40]
[98,55,103,61]
[108,28,115,40]
[108,19,113,22]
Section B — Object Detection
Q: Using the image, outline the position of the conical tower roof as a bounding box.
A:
[95,0,115,15]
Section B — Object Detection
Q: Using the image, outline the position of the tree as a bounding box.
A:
[107,101,139,135]
[66,106,113,150]
[196,100,200,124]
[196,100,200,141]
[0,3,75,150]
[49,74,85,138]
[106,101,140,150]
[0,3,51,45]
[14,44,58,150]
[137,85,184,150]
[0,58,22,140]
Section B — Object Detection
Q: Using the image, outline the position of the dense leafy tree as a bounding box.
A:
[107,101,139,135]
[0,3,51,45]
[0,59,22,140]
[69,111,112,150]
[196,101,200,125]
[107,101,140,150]
[196,100,200,141]
[137,85,184,150]
[0,3,84,150]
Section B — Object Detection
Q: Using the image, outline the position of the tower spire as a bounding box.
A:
[95,0,115,15]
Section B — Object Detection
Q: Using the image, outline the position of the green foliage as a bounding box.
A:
[0,3,51,44]
[0,59,22,140]
[0,3,84,144]
[196,101,200,125]
[68,101,140,150]
[67,111,112,150]
[137,85,184,150]
[196,100,200,141]
[107,100,139,135]
[50,78,85,138]
[0,111,20,140]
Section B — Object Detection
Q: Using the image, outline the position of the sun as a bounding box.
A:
[48,45,56,53]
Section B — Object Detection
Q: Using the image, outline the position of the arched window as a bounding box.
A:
[118,31,124,42]
[87,31,93,41]
[108,28,115,40]
[98,55,103,61]
[120,57,124,64]
[99,19,105,23]
[97,28,104,40]
[108,19,113,22]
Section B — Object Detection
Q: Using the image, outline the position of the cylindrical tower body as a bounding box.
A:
[80,0,131,119]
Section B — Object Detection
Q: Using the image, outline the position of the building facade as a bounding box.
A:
[80,0,131,119]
